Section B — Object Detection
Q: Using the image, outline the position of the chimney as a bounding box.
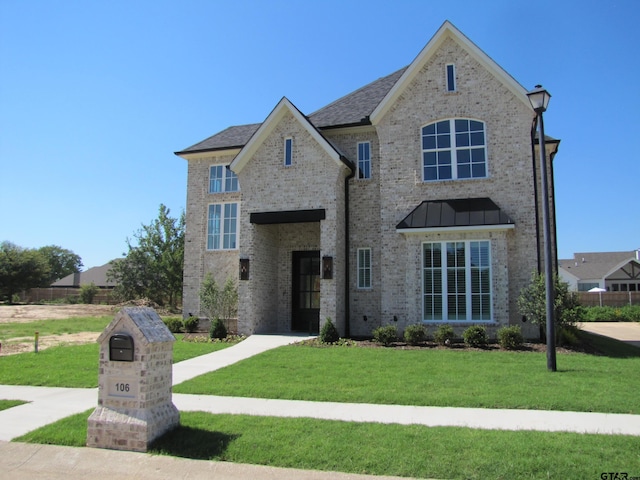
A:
[636,249,640,261]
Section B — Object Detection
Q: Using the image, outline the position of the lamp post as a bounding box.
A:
[527,85,556,372]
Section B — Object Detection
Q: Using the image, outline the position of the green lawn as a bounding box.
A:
[15,410,640,479]
[174,343,640,414]
[0,316,112,342]
[0,336,233,388]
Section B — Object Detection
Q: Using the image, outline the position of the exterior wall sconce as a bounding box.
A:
[322,256,333,279]
[239,258,250,280]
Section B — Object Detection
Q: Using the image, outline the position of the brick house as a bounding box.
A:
[175,21,559,338]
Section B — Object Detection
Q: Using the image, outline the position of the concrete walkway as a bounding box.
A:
[579,321,640,348]
[1,332,640,479]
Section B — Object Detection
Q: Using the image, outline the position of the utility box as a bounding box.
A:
[87,307,179,452]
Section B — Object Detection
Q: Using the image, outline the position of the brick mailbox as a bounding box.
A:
[87,306,179,452]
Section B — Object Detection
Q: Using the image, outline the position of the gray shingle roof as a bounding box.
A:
[178,123,262,154]
[308,67,408,128]
[559,251,638,280]
[52,260,120,287]
[176,67,408,155]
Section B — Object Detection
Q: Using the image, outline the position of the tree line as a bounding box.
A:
[1,204,184,309]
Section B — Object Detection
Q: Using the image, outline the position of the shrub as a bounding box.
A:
[497,325,524,350]
[558,325,580,346]
[182,315,199,333]
[209,318,227,340]
[582,305,640,322]
[517,272,584,332]
[404,324,427,345]
[79,282,99,304]
[163,317,183,333]
[319,318,340,344]
[372,325,398,346]
[463,325,488,348]
[433,324,455,346]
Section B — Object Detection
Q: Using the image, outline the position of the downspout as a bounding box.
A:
[549,144,560,274]
[344,163,356,338]
[530,116,542,273]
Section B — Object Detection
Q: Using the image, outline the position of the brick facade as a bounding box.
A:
[177,22,558,340]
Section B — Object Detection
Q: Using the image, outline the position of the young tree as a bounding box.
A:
[517,271,584,339]
[38,245,83,284]
[108,204,185,309]
[0,241,50,302]
[199,272,220,320]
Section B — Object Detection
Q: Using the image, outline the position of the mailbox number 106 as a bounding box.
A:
[115,382,130,393]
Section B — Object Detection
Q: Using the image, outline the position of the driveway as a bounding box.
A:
[579,322,640,348]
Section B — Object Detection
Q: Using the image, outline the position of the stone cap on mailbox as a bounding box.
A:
[97,306,175,346]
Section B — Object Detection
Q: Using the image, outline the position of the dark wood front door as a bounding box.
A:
[292,251,320,333]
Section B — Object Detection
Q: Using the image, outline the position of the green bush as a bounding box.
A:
[319,318,340,344]
[558,325,580,346]
[404,324,427,345]
[209,318,227,340]
[182,315,199,333]
[433,324,455,346]
[79,282,99,304]
[372,325,398,346]
[163,317,183,333]
[581,305,640,322]
[497,325,524,350]
[463,325,488,348]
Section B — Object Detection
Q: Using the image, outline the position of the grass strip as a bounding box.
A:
[0,337,233,388]
[0,399,26,411]
[15,410,640,479]
[174,345,640,414]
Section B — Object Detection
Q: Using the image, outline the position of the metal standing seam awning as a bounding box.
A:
[396,198,515,233]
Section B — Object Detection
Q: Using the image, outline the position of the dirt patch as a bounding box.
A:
[0,332,100,356]
[0,304,116,324]
[0,304,116,356]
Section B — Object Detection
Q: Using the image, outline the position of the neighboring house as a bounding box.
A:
[175,21,560,338]
[559,250,640,292]
[51,261,119,289]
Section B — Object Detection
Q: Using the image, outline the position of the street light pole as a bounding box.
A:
[527,85,557,372]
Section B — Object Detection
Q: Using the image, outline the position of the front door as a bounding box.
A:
[292,251,320,333]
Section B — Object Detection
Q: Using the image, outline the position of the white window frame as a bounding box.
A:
[357,141,371,180]
[357,248,372,289]
[421,118,488,182]
[207,202,239,250]
[209,165,239,193]
[446,63,456,92]
[284,137,293,167]
[422,240,492,322]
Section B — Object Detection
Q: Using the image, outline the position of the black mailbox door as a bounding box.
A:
[110,334,134,362]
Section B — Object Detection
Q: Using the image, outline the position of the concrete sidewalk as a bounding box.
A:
[579,321,640,348]
[0,441,413,480]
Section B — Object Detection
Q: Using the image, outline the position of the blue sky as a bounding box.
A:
[1,0,638,269]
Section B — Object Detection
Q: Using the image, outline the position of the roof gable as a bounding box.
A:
[558,251,639,281]
[370,21,531,124]
[230,97,351,174]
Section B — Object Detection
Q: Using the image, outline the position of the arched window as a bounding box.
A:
[421,119,487,181]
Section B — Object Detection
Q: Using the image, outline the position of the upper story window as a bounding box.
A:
[446,64,456,92]
[209,165,239,193]
[421,119,487,181]
[357,142,371,179]
[284,137,293,166]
